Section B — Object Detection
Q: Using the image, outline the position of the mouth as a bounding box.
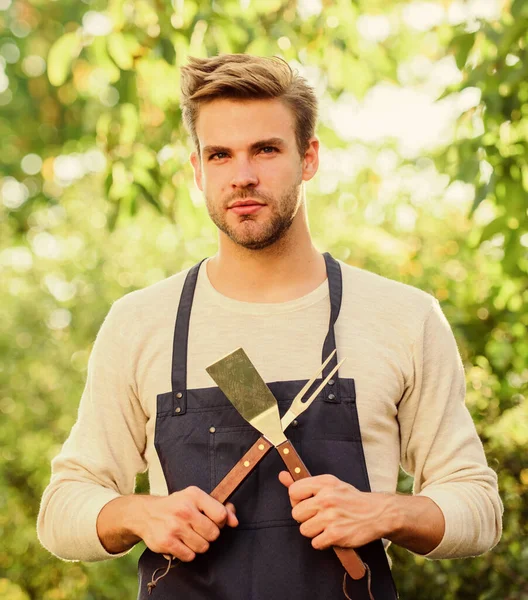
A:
[228,199,266,216]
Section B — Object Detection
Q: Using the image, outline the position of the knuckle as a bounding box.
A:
[213,507,228,525]
[322,474,338,486]
[170,542,195,563]
[325,524,339,542]
[176,504,193,521]
[170,519,185,536]
[159,532,174,550]
[179,549,196,562]
[319,494,334,509]
[185,485,201,498]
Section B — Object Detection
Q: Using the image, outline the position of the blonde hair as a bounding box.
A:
[180,54,318,156]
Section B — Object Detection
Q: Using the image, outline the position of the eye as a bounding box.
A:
[259,146,278,155]
[208,152,229,161]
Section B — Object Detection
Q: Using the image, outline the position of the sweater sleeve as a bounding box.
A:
[398,299,503,559]
[37,298,148,562]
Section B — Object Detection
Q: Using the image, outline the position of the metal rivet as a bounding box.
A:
[328,379,335,386]
[176,392,183,399]
[258,444,265,451]
[292,420,299,427]
[294,467,301,474]
[328,393,336,401]
[244,460,250,467]
[209,426,216,433]
[283,448,290,455]
[175,407,181,413]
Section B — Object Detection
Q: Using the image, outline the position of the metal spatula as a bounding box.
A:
[206,348,367,581]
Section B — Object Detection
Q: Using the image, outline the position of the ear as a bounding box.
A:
[190,151,203,191]
[301,136,319,182]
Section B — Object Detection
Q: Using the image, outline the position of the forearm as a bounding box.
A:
[382,493,445,555]
[96,495,147,554]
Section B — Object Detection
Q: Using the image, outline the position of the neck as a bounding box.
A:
[207,205,326,303]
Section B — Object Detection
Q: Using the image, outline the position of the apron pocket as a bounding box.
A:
[209,425,298,529]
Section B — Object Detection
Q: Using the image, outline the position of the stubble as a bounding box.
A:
[205,180,303,250]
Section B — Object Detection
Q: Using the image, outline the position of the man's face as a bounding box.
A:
[190,98,318,250]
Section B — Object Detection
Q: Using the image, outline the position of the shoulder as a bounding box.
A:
[338,260,438,340]
[101,265,194,334]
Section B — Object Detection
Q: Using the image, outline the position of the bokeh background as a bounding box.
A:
[1,0,527,598]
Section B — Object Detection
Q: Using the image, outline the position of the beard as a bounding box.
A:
[205,180,303,250]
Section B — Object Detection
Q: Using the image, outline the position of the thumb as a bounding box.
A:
[278,470,294,488]
[225,502,239,528]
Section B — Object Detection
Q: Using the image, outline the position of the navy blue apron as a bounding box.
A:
[137,253,398,599]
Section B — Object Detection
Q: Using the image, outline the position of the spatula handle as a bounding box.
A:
[161,438,273,566]
[276,439,367,581]
[210,436,273,504]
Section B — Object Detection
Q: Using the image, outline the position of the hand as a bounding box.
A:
[135,487,238,562]
[278,472,393,550]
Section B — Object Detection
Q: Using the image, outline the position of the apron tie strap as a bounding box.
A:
[343,563,375,600]
[147,556,180,595]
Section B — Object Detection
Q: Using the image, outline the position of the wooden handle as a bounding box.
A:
[276,439,367,581]
[210,436,273,504]
[276,439,311,480]
[161,438,273,564]
[334,547,367,580]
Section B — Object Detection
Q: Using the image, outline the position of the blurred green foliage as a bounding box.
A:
[1,0,527,598]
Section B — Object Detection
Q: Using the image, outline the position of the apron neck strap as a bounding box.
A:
[171,259,205,393]
[171,253,343,394]
[321,252,343,401]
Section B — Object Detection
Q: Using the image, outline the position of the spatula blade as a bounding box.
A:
[206,348,286,446]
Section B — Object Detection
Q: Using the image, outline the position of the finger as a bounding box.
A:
[288,474,339,504]
[189,487,229,527]
[291,496,319,523]
[225,502,239,528]
[311,528,336,551]
[167,539,196,562]
[190,511,222,543]
[278,471,294,488]
[180,527,211,555]
[298,516,326,540]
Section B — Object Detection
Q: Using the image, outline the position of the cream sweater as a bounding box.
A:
[37,259,502,562]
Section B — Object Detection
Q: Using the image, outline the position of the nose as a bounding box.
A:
[230,156,259,189]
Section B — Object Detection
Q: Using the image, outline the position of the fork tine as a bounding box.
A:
[290,349,336,405]
[281,357,346,430]
[302,357,346,407]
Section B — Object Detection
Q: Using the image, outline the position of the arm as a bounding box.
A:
[37,299,237,563]
[96,490,238,560]
[279,472,444,555]
[37,300,148,561]
[398,299,502,558]
[279,299,502,558]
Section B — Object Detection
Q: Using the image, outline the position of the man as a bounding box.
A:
[38,54,502,599]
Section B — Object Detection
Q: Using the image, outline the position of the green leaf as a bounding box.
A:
[107,33,134,70]
[458,157,480,184]
[159,38,176,65]
[91,36,121,83]
[47,32,82,86]
[108,161,131,200]
[119,103,139,147]
[511,0,528,18]
[135,181,162,213]
[452,32,476,70]
[131,166,160,197]
[471,174,496,214]
[479,216,506,244]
